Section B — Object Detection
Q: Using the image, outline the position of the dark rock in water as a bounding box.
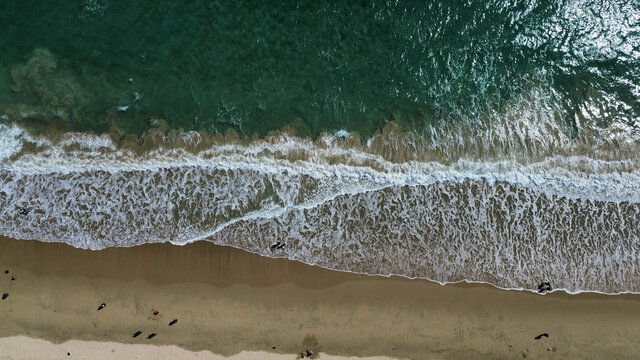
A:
[97,302,106,310]
[535,333,549,340]
[1,293,8,300]
[169,319,178,326]
[537,282,552,293]
[132,331,142,338]
[147,333,157,339]
[272,346,276,349]
[3,270,8,274]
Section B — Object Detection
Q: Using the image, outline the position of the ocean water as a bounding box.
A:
[1,0,639,294]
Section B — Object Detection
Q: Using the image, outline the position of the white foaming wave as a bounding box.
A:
[0,124,30,164]
[2,125,640,294]
[3,127,640,205]
[9,152,640,207]
[58,132,116,151]
[205,180,640,294]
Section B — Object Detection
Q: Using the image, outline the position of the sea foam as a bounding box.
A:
[0,122,639,294]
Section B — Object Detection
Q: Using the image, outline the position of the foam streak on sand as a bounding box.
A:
[0,123,639,294]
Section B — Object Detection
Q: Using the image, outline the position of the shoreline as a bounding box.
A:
[183,241,640,297]
[1,236,640,359]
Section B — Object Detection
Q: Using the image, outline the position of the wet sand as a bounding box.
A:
[1,236,639,359]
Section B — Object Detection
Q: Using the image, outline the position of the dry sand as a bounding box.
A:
[0,336,397,360]
[0,236,639,359]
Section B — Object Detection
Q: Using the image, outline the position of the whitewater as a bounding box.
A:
[1,96,639,295]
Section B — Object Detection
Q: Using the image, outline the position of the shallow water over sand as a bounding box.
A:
[0,124,639,294]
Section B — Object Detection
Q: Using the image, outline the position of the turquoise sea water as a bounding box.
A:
[1,0,640,294]
[1,0,638,138]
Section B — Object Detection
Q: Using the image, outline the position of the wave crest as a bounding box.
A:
[1,118,639,294]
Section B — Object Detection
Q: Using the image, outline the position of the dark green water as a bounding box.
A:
[0,0,639,139]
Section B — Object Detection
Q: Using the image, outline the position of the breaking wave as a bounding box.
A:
[1,85,639,295]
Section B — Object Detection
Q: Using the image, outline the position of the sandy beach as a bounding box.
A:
[1,236,639,360]
[0,336,398,360]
